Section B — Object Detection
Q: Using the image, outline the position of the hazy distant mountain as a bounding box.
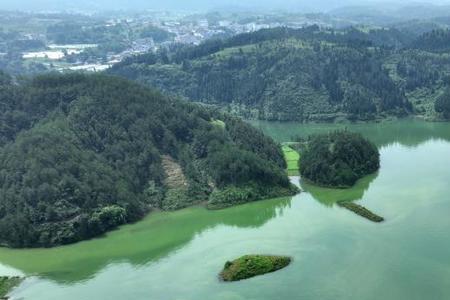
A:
[330,2,450,24]
[3,0,448,13]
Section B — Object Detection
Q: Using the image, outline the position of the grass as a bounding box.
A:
[210,119,226,129]
[337,201,384,223]
[0,276,22,299]
[213,39,311,59]
[220,255,291,282]
[282,145,300,176]
[213,44,258,58]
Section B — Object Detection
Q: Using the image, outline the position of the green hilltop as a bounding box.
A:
[0,73,297,248]
[110,26,450,122]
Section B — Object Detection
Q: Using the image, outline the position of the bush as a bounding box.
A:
[220,255,291,281]
[207,183,299,209]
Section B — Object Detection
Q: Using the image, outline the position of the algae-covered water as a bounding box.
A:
[2,119,450,300]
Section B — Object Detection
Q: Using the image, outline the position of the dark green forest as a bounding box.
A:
[109,26,450,121]
[0,73,297,248]
[299,131,380,188]
[435,87,450,118]
[411,29,450,52]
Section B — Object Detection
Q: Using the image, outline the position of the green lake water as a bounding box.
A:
[3,119,450,300]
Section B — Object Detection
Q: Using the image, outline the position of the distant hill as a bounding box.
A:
[0,0,358,13]
[110,26,413,122]
[0,73,296,248]
[330,3,450,25]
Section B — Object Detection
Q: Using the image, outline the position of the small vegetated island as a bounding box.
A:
[300,130,380,188]
[0,72,298,248]
[220,255,291,282]
[337,202,384,223]
[300,131,384,222]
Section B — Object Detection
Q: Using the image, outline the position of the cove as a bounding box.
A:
[2,119,450,300]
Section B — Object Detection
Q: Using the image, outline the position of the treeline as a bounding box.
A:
[411,29,450,52]
[113,25,411,68]
[0,73,296,248]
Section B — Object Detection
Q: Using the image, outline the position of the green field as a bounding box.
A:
[282,145,300,176]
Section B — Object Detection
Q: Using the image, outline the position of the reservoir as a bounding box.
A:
[2,120,450,300]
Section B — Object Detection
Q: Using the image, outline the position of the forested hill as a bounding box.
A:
[109,26,414,122]
[0,73,296,248]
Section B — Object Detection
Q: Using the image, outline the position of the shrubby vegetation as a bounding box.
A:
[0,73,296,248]
[208,183,298,209]
[220,255,291,282]
[0,276,22,298]
[299,131,380,188]
[435,88,450,118]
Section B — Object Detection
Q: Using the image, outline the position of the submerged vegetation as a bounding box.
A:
[0,73,296,248]
[300,131,380,188]
[337,202,384,223]
[0,276,22,299]
[220,255,291,282]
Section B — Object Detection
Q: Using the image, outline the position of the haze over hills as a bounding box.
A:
[330,2,450,25]
[1,0,450,13]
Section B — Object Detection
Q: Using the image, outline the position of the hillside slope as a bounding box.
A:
[110,27,413,122]
[0,73,297,248]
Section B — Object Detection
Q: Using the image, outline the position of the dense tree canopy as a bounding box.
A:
[0,73,296,248]
[435,88,450,118]
[411,29,450,52]
[109,25,450,121]
[299,131,380,188]
[110,26,413,122]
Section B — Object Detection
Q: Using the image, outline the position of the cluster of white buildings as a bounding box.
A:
[18,12,330,73]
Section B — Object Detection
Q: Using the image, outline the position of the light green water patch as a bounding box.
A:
[0,198,292,284]
[250,118,450,148]
[300,172,378,206]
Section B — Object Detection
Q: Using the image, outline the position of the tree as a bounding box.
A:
[435,89,450,118]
